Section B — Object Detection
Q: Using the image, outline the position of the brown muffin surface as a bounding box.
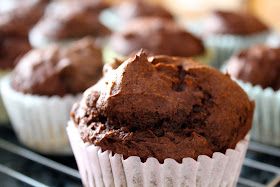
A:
[33,0,110,40]
[0,36,31,69]
[227,45,280,90]
[116,0,173,21]
[110,17,205,57]
[204,10,268,35]
[71,51,254,163]
[12,37,103,97]
[0,0,48,69]
[0,0,49,37]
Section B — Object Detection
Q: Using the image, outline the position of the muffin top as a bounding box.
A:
[110,17,205,57]
[0,36,31,69]
[33,0,111,40]
[227,45,280,90]
[0,0,49,37]
[116,0,173,21]
[12,37,103,97]
[71,51,254,163]
[203,10,268,35]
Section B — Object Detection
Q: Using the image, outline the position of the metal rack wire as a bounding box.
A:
[0,126,279,187]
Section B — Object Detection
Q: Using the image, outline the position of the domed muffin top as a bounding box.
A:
[71,51,254,163]
[33,0,110,39]
[227,45,280,90]
[203,10,268,35]
[0,0,49,37]
[12,37,103,96]
[110,17,205,57]
[116,0,173,21]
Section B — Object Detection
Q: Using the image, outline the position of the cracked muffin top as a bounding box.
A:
[203,10,268,35]
[116,0,173,21]
[71,51,254,163]
[110,17,205,57]
[227,45,280,91]
[12,37,103,97]
[33,0,110,40]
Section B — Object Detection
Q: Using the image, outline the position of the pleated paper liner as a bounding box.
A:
[67,121,249,187]
[1,75,82,155]
[235,80,280,146]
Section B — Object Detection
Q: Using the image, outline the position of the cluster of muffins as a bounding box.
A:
[1,0,278,186]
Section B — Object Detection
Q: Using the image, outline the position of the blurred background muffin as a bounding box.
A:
[226,45,280,146]
[100,0,174,31]
[201,10,269,68]
[29,0,111,48]
[104,17,213,64]
[1,37,104,155]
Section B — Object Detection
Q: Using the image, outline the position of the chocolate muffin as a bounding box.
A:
[0,0,48,69]
[12,37,103,97]
[0,36,31,69]
[116,0,173,21]
[0,0,49,37]
[71,51,254,163]
[227,45,280,91]
[32,0,110,40]
[109,17,205,58]
[204,10,268,36]
[1,37,104,154]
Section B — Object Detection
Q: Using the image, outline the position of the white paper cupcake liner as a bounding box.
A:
[231,79,280,146]
[1,75,82,155]
[67,121,249,187]
[205,31,270,68]
[0,69,12,124]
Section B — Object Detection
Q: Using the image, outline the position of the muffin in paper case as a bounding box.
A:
[67,121,250,187]
[204,31,270,68]
[234,79,280,146]
[1,75,82,155]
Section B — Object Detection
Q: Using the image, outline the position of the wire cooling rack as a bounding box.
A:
[0,125,279,187]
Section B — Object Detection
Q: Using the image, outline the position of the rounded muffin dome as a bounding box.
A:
[32,0,110,40]
[116,0,173,21]
[109,17,205,57]
[12,37,103,97]
[0,0,49,37]
[71,51,254,163]
[203,10,268,35]
[227,45,280,90]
